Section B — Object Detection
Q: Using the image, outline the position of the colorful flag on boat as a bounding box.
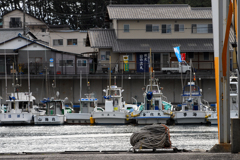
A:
[174,46,182,62]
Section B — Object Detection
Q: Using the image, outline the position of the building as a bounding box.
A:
[2,9,49,42]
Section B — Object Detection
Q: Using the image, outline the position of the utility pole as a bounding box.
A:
[23,0,26,35]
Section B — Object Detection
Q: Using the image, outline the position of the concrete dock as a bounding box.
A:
[1,151,240,160]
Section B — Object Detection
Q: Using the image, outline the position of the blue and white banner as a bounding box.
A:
[173,46,182,62]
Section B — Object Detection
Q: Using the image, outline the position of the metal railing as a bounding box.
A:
[9,21,22,28]
[0,62,215,76]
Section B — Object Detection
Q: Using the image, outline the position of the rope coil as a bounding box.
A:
[130,124,171,149]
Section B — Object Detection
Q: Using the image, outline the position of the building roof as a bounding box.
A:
[87,29,234,52]
[88,29,117,48]
[107,4,212,20]
[0,33,79,55]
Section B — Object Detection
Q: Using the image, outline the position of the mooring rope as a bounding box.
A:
[130,124,171,149]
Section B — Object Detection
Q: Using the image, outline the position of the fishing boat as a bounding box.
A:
[206,74,239,125]
[34,97,73,125]
[65,93,103,124]
[174,81,210,124]
[0,92,45,125]
[132,78,174,125]
[92,84,136,124]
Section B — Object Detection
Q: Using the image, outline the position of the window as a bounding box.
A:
[67,39,78,45]
[42,28,46,32]
[146,24,152,32]
[59,60,73,67]
[53,39,63,46]
[124,24,129,32]
[204,52,209,60]
[146,24,159,32]
[10,17,21,28]
[83,38,86,46]
[101,51,110,61]
[77,59,87,67]
[188,52,194,59]
[174,24,184,32]
[162,24,171,33]
[152,24,159,32]
[127,53,133,61]
[192,24,213,33]
[208,24,213,33]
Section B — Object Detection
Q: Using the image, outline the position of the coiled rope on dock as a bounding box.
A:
[130,124,171,149]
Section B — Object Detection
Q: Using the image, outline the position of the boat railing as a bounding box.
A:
[202,99,210,108]
[162,95,168,103]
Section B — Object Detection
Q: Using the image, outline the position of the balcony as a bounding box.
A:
[0,62,215,80]
[9,21,22,28]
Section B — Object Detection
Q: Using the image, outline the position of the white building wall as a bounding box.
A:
[49,31,94,54]
[117,19,213,39]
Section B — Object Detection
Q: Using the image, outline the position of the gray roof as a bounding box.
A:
[107,4,212,20]
[88,29,117,48]
[88,29,217,52]
[0,29,23,43]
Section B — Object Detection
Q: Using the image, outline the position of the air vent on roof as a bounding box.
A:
[33,44,37,48]
[188,43,197,46]
[204,43,212,46]
[18,39,21,42]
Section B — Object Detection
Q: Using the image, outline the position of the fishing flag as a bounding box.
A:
[174,46,182,62]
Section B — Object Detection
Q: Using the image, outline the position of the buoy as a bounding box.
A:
[90,117,95,124]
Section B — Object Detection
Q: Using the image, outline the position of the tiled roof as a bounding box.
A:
[107,4,212,20]
[88,29,117,48]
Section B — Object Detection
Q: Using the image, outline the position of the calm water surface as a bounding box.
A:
[0,125,218,153]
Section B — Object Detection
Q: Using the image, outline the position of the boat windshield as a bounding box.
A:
[147,86,159,93]
[183,85,200,95]
[108,90,120,96]
[230,84,237,93]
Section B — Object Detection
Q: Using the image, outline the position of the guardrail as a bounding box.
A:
[0,62,216,76]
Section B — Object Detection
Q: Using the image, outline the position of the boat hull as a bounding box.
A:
[34,115,64,125]
[0,113,32,125]
[92,111,130,124]
[174,111,206,124]
[65,113,91,124]
[135,110,171,125]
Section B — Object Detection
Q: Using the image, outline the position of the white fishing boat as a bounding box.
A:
[34,97,73,125]
[206,74,239,125]
[92,85,135,125]
[0,92,44,125]
[65,93,103,124]
[132,78,174,125]
[174,81,210,124]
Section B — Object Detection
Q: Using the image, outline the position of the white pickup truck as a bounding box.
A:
[162,61,191,74]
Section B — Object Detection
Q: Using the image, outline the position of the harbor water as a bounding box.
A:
[0,125,218,153]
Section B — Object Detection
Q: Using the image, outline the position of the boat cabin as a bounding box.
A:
[103,85,124,112]
[80,97,98,113]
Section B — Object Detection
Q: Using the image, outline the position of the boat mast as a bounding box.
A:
[190,59,192,99]
[27,49,30,111]
[80,70,82,111]
[150,48,153,109]
[109,56,111,95]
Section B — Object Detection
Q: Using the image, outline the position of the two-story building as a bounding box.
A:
[2,9,49,42]
[87,4,217,73]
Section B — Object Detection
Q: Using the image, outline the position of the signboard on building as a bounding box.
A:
[123,56,129,71]
[137,53,149,72]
